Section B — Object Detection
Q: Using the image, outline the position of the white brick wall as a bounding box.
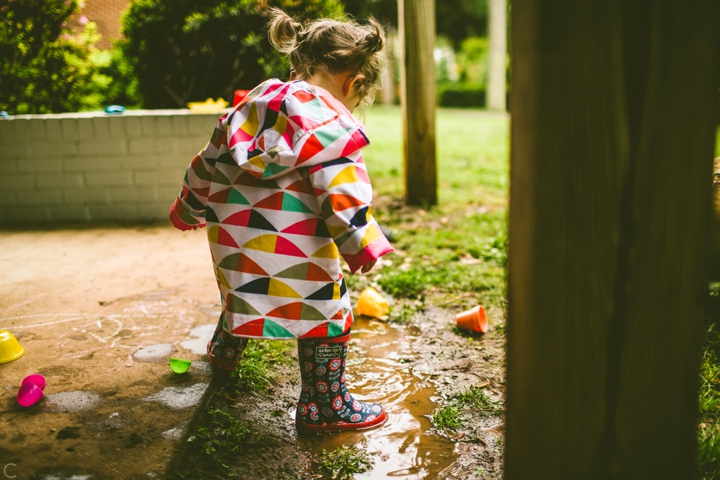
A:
[0,109,222,224]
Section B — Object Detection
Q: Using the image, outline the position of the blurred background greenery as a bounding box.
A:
[0,0,504,114]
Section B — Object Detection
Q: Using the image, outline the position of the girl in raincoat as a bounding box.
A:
[169,8,393,431]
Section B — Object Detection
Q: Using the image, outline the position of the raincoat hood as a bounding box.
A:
[224,79,370,180]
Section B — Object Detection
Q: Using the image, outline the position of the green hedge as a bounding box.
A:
[438,83,486,108]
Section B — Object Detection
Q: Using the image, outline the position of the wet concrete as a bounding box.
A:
[0,226,222,479]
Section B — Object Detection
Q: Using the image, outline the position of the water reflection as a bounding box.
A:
[298,316,457,479]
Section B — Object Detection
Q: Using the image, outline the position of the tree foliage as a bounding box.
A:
[120,0,344,109]
[0,0,111,114]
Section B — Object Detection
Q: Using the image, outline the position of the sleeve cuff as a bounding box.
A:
[344,236,394,274]
[169,200,205,231]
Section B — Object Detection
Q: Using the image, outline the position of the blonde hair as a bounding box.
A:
[267,8,386,109]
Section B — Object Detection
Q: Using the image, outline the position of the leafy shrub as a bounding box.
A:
[120,0,344,109]
[0,0,110,114]
[439,83,486,108]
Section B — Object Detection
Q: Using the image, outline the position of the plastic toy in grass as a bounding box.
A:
[169,357,191,374]
[456,305,488,333]
[356,287,389,318]
[187,98,228,113]
[18,374,46,407]
[0,330,24,364]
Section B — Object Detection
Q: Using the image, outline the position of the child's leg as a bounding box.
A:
[296,331,387,431]
[207,316,248,371]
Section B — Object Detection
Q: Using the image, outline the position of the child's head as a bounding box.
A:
[267,8,385,109]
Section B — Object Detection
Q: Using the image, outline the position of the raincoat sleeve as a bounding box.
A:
[169,117,227,230]
[307,151,394,274]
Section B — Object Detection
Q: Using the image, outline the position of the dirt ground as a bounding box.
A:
[0,224,506,479]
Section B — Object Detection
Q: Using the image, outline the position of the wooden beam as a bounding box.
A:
[399,0,437,206]
[506,0,720,478]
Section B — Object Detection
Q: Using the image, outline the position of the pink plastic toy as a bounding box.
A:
[17,374,46,407]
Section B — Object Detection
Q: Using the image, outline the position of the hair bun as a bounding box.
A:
[357,18,385,56]
[267,7,302,54]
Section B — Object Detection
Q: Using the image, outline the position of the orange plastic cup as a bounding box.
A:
[456,305,488,333]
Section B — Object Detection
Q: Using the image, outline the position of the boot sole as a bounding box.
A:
[296,410,388,432]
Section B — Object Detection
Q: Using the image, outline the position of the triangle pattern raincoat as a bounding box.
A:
[170,79,394,339]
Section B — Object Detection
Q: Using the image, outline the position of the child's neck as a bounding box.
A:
[302,72,358,112]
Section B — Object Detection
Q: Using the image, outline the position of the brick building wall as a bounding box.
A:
[80,0,131,50]
[0,110,221,224]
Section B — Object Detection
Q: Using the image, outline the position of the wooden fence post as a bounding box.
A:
[487,0,506,111]
[506,0,720,478]
[398,0,437,206]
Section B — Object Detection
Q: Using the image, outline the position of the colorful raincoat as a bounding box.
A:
[170,79,394,340]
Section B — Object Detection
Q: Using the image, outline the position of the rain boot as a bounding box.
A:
[207,317,248,371]
[296,332,387,431]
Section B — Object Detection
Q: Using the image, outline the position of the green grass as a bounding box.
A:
[699,285,720,478]
[432,384,503,436]
[188,408,251,471]
[230,339,295,393]
[317,444,373,480]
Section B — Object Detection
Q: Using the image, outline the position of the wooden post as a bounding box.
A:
[399,0,437,206]
[487,0,506,111]
[506,0,720,478]
[382,26,397,106]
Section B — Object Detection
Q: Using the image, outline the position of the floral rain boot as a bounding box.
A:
[296,332,387,431]
[207,317,249,371]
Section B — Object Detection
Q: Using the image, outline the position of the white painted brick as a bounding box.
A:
[28,142,78,157]
[157,186,181,203]
[0,174,35,190]
[94,117,111,139]
[64,189,110,204]
[47,206,89,222]
[137,204,169,220]
[46,119,64,141]
[31,119,47,139]
[11,118,33,141]
[78,139,128,156]
[141,116,158,136]
[157,116,172,136]
[63,157,118,172]
[108,116,125,138]
[175,137,205,156]
[157,154,189,168]
[88,205,138,220]
[119,155,158,170]
[77,118,94,140]
[62,118,80,141]
[0,192,16,207]
[4,207,48,223]
[86,171,133,187]
[134,169,181,187]
[124,116,142,137]
[109,187,157,203]
[18,158,63,173]
[17,190,63,206]
[129,137,166,155]
[0,119,14,142]
[2,143,30,158]
[187,115,218,136]
[0,159,18,174]
[172,115,189,136]
[37,173,84,188]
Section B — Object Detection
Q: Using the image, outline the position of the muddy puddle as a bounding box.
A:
[297,317,459,479]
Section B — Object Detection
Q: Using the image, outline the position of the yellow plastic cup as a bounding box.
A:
[356,287,389,318]
[169,357,191,374]
[0,330,24,364]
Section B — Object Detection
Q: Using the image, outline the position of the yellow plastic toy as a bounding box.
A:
[356,287,389,318]
[187,98,229,113]
[0,330,24,364]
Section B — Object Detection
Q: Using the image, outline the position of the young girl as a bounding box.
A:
[169,9,393,432]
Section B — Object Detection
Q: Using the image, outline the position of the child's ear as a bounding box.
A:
[343,73,366,96]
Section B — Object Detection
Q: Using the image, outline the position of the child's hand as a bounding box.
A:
[360,260,377,274]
